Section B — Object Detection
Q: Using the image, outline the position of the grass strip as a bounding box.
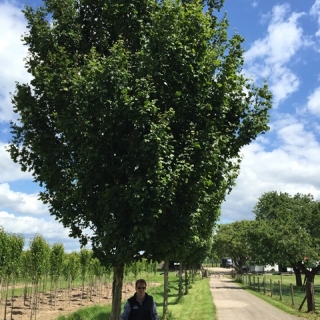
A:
[235,279,320,320]
[55,274,216,320]
[167,277,216,320]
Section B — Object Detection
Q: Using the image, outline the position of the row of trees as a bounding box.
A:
[0,228,157,320]
[212,191,320,287]
[0,228,160,287]
[8,0,272,318]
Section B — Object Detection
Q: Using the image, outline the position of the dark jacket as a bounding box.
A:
[128,293,154,320]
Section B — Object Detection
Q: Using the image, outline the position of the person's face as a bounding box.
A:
[135,282,146,299]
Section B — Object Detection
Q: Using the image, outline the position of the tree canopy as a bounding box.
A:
[212,220,254,272]
[251,191,320,285]
[8,0,272,318]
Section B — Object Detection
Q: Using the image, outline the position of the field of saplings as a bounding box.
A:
[0,228,159,320]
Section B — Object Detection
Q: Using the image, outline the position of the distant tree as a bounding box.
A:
[8,0,271,318]
[251,191,320,286]
[49,243,64,308]
[0,227,9,283]
[28,234,51,317]
[79,248,92,303]
[63,251,80,291]
[207,247,220,267]
[212,220,254,272]
[0,228,24,320]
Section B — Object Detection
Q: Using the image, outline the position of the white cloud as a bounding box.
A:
[306,87,320,116]
[0,142,32,182]
[0,210,81,252]
[268,66,300,105]
[310,0,320,36]
[246,5,305,65]
[0,1,31,122]
[0,210,63,236]
[244,4,307,107]
[221,116,320,222]
[0,183,48,215]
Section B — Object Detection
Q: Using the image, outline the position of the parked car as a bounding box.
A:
[221,257,233,268]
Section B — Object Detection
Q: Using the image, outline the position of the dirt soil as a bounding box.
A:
[1,281,150,320]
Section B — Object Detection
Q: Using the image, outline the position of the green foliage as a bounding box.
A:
[63,251,80,284]
[130,260,143,278]
[9,0,271,266]
[0,225,159,288]
[90,257,105,279]
[212,220,254,270]
[250,192,320,268]
[50,243,64,282]
[21,249,32,280]
[29,234,51,281]
[0,227,24,280]
[79,248,92,281]
[8,0,272,317]
[0,227,8,279]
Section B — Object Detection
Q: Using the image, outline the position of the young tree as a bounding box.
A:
[28,234,51,318]
[79,248,92,303]
[8,0,272,318]
[0,228,24,320]
[0,227,9,285]
[49,243,64,308]
[62,252,80,292]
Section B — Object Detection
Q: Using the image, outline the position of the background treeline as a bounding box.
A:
[210,191,320,287]
[209,191,320,313]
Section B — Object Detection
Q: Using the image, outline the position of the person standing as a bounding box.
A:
[120,279,159,320]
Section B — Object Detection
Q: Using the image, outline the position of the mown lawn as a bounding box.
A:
[55,273,216,320]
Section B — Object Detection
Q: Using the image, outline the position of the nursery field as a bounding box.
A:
[1,271,160,320]
[0,271,213,320]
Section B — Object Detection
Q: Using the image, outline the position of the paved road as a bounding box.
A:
[209,271,303,320]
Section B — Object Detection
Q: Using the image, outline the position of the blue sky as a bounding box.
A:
[1,0,320,252]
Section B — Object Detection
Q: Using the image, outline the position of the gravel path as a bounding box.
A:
[209,272,304,320]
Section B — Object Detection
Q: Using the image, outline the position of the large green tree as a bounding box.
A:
[212,220,254,272]
[8,0,271,318]
[251,191,320,286]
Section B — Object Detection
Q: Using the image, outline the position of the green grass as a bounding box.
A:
[55,273,216,320]
[48,271,320,320]
[261,274,320,286]
[236,274,320,319]
[55,305,112,320]
[250,287,320,320]
[167,278,216,320]
[240,273,320,311]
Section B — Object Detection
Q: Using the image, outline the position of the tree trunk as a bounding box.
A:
[184,268,188,295]
[110,264,124,320]
[163,260,169,320]
[178,262,183,298]
[293,267,302,286]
